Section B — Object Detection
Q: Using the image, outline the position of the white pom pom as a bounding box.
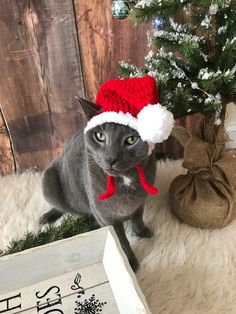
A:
[137,104,174,143]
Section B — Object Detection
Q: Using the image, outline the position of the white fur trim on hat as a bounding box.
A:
[84,111,138,134]
[137,104,174,143]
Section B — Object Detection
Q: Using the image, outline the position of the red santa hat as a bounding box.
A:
[84,76,174,201]
[84,75,174,143]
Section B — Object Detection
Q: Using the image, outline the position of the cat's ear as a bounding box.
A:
[75,97,101,120]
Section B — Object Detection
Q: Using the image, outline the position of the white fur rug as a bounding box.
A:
[0,160,236,314]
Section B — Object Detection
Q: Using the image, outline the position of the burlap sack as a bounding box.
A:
[169,120,236,229]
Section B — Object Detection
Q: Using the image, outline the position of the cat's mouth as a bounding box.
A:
[104,168,122,176]
[104,165,134,176]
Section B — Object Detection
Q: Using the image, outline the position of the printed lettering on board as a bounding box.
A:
[0,273,107,314]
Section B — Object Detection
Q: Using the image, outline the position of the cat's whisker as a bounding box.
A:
[87,163,98,169]
[87,160,100,168]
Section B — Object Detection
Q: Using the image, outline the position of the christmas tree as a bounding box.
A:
[119,0,236,119]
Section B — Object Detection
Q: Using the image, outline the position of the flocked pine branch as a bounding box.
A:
[129,0,190,24]
[120,0,236,117]
[0,215,98,257]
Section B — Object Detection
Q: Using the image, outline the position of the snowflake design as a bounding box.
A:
[75,294,107,314]
[72,274,107,314]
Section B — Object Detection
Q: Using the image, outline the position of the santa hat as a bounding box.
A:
[84,76,174,201]
[84,75,174,143]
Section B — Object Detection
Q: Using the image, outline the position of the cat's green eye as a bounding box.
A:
[94,132,106,142]
[126,136,138,145]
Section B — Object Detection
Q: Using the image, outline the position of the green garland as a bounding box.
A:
[0,215,98,257]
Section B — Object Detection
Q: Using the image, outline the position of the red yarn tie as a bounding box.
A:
[98,175,116,201]
[98,165,158,201]
[137,164,158,195]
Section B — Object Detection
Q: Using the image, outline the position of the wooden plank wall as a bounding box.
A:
[0,0,150,175]
[74,0,150,101]
[0,0,86,174]
[0,109,15,175]
[0,0,198,175]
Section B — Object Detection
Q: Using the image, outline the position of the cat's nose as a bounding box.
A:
[106,158,117,167]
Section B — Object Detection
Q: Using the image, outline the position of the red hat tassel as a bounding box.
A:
[137,164,158,195]
[98,175,116,201]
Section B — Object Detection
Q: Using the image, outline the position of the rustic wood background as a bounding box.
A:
[74,1,149,100]
[0,0,86,175]
[0,0,192,176]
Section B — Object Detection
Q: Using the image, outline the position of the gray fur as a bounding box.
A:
[41,112,157,271]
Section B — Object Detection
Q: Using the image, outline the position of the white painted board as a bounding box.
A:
[0,227,150,314]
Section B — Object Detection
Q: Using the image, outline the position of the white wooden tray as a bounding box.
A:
[0,226,150,314]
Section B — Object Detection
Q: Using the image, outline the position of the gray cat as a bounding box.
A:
[40,98,157,271]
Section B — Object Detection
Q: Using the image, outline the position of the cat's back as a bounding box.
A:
[42,129,91,215]
[63,129,85,159]
[59,129,91,211]
[45,129,87,184]
[59,129,88,180]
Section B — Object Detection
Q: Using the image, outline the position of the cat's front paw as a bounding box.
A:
[135,227,153,239]
[129,255,139,272]
[39,208,63,225]
[39,212,53,225]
